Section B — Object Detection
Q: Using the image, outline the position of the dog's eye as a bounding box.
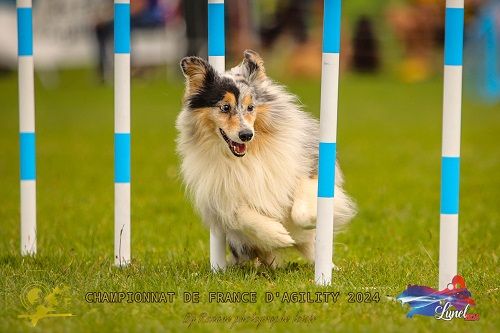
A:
[220,104,231,113]
[247,105,254,112]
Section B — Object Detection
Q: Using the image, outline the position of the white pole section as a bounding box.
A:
[17,0,36,256]
[315,0,342,286]
[439,0,464,290]
[208,0,226,271]
[114,0,131,267]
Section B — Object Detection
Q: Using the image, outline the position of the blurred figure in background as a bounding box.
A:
[181,0,259,62]
[352,15,380,73]
[259,0,320,76]
[226,0,259,60]
[94,0,167,82]
[181,0,207,58]
[387,0,443,82]
[260,0,311,49]
[387,0,485,83]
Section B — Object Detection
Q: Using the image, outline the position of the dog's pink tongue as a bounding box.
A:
[234,143,246,154]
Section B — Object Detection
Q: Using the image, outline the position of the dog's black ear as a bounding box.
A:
[180,56,217,92]
[242,50,266,82]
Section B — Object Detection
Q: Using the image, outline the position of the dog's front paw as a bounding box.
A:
[246,221,295,251]
[291,200,316,229]
[267,222,296,248]
[236,206,295,250]
[291,178,317,229]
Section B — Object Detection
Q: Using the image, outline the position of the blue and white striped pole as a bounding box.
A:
[208,0,226,271]
[315,0,341,285]
[17,0,36,256]
[439,0,464,289]
[114,0,131,267]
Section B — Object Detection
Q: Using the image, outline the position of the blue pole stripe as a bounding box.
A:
[318,142,336,198]
[322,0,341,53]
[114,3,130,54]
[17,8,33,56]
[440,157,460,214]
[208,3,225,56]
[115,133,130,183]
[20,132,36,180]
[444,8,464,66]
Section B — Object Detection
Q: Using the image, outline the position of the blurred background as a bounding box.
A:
[0,5,499,329]
[0,0,498,100]
[0,0,499,262]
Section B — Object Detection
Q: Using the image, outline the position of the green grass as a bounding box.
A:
[0,68,498,332]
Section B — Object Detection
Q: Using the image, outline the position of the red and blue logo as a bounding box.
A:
[396,275,479,320]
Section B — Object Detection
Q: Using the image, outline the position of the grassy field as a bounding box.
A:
[0,68,498,333]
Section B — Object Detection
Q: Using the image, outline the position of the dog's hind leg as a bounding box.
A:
[228,241,258,265]
[296,240,340,270]
[295,232,341,270]
[291,177,317,229]
[256,250,283,268]
[235,206,295,251]
[292,176,356,231]
[293,228,315,262]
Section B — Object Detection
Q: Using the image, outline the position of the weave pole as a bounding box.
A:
[114,0,131,267]
[439,0,464,289]
[17,0,36,256]
[208,0,227,271]
[315,0,342,285]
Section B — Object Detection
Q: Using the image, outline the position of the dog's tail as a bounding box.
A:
[333,187,357,232]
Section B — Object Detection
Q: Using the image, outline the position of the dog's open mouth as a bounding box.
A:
[219,129,246,157]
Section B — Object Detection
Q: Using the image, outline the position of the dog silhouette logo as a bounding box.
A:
[18,282,75,326]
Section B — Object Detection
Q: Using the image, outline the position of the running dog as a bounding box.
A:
[176,50,356,267]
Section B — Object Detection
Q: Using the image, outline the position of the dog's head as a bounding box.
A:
[180,50,268,158]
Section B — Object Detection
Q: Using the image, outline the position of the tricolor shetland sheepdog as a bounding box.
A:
[176,50,356,267]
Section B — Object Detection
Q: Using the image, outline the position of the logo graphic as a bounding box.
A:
[396,275,479,320]
[18,282,75,327]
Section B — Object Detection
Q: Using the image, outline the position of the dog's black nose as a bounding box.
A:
[238,130,253,142]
